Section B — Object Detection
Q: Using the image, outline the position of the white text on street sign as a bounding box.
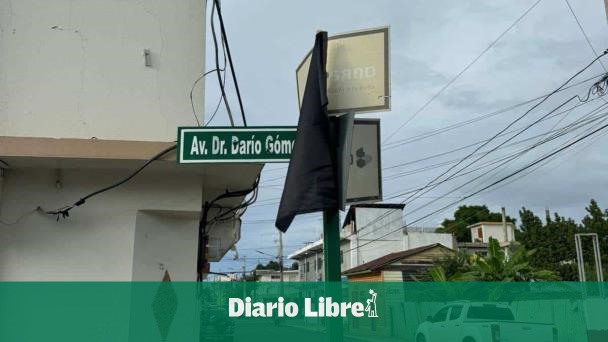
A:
[178,127,297,163]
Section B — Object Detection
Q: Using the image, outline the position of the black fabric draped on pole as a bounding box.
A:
[275,31,338,232]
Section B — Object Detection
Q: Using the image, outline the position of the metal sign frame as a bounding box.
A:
[345,118,383,205]
[296,27,390,115]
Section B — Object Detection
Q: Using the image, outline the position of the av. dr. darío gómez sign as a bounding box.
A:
[178,127,297,163]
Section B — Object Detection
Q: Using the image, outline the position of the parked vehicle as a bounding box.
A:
[415,301,558,342]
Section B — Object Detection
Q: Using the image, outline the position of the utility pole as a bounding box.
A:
[242,256,246,281]
[604,0,608,22]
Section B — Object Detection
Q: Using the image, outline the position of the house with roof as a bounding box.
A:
[458,221,517,256]
[342,243,454,282]
[255,269,300,282]
[288,204,455,281]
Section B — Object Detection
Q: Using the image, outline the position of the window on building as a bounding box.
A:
[318,258,323,269]
[477,228,483,239]
[271,275,280,280]
[340,251,344,264]
[305,262,309,273]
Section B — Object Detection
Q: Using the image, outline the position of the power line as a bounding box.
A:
[347,118,608,254]
[190,68,223,126]
[213,0,247,127]
[209,0,234,126]
[383,0,544,143]
[354,103,608,241]
[402,93,598,206]
[382,73,604,149]
[382,97,598,174]
[404,104,608,218]
[42,144,177,220]
[252,99,605,210]
[400,54,607,206]
[349,68,608,239]
[564,0,608,72]
[258,73,606,186]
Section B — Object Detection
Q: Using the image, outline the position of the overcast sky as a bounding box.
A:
[204,0,608,274]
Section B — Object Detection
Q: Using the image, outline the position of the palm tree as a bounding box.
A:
[430,238,559,282]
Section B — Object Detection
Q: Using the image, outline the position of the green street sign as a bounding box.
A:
[177,127,297,163]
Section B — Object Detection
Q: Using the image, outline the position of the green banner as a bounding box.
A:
[177,127,297,163]
[0,282,607,342]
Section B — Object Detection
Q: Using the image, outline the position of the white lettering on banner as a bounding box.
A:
[228,289,376,318]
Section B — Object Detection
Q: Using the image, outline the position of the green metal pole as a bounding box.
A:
[323,208,343,341]
[323,208,341,281]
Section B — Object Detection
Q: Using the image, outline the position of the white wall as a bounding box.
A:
[351,207,403,265]
[478,223,516,244]
[404,231,454,250]
[0,0,206,141]
[0,167,203,280]
[132,210,199,281]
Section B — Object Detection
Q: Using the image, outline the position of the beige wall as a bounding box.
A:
[0,0,206,141]
[0,167,203,280]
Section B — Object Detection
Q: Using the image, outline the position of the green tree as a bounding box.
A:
[519,207,581,281]
[581,199,608,280]
[255,260,281,271]
[429,238,559,282]
[437,205,515,242]
[428,251,474,281]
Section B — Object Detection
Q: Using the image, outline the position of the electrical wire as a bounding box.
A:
[382,73,604,149]
[253,89,606,210]
[190,68,224,126]
[346,118,608,254]
[382,96,598,175]
[0,208,40,226]
[210,0,234,126]
[213,0,247,127]
[400,54,607,206]
[349,72,608,240]
[42,144,177,220]
[383,0,544,144]
[258,73,606,186]
[564,0,607,72]
[404,104,608,219]
[251,100,606,210]
[205,22,229,127]
[386,95,608,226]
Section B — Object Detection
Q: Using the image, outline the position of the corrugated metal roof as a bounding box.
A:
[342,243,452,275]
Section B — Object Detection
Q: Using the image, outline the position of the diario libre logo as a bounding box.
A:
[229,289,378,318]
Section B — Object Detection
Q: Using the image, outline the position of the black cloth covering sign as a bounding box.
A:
[275,31,338,232]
